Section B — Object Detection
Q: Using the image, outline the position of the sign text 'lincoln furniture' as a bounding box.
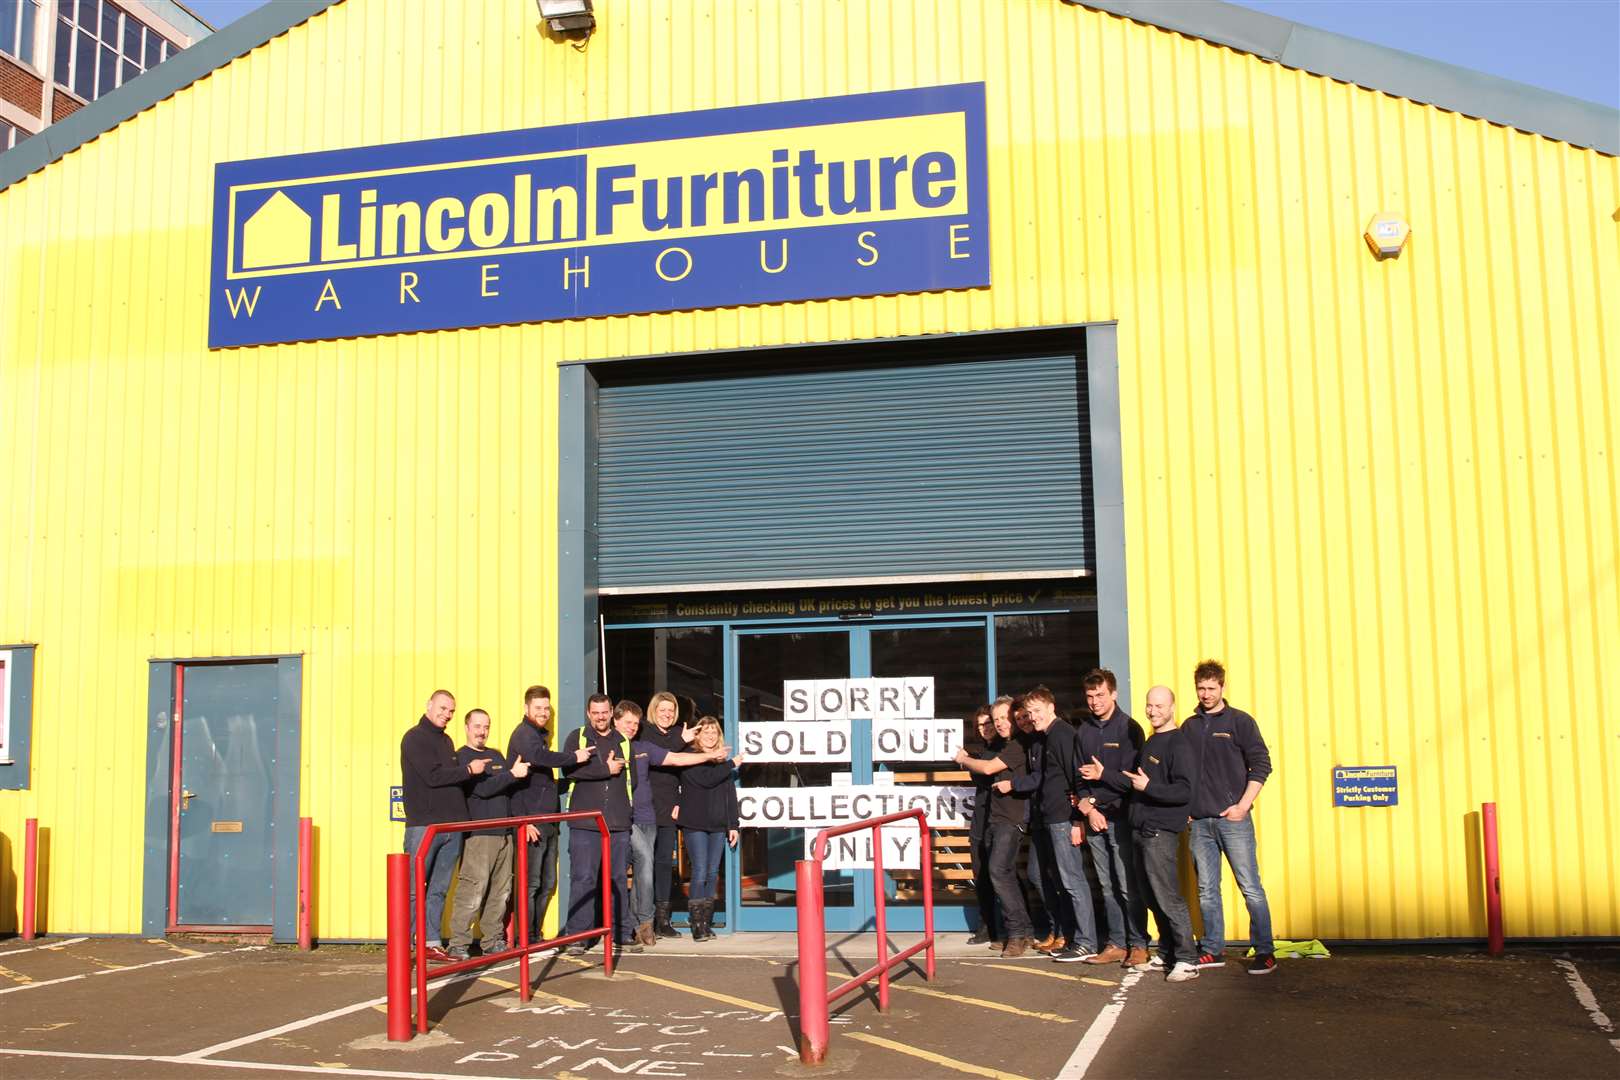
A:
[209,84,989,347]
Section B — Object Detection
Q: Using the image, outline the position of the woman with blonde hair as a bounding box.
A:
[676,716,739,942]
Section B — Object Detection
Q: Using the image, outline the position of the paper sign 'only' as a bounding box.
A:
[805,826,923,870]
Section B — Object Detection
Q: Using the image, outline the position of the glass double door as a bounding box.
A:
[729,622,987,933]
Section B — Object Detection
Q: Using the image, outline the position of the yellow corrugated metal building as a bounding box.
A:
[1,0,1615,944]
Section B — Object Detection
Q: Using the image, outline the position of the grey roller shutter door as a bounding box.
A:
[596,352,1091,590]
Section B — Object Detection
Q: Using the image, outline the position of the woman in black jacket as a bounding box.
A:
[675,716,739,942]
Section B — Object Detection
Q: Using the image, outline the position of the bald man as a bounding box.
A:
[401,689,489,961]
[1118,686,1199,982]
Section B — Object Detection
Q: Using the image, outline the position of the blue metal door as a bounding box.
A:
[169,662,281,929]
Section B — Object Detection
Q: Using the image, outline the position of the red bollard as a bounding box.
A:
[385,854,412,1041]
[1482,802,1504,956]
[298,817,314,951]
[796,859,829,1065]
[22,818,37,941]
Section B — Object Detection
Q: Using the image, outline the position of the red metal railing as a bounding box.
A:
[387,810,614,1039]
[795,809,935,1065]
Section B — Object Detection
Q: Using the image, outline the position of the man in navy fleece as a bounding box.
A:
[1181,660,1277,975]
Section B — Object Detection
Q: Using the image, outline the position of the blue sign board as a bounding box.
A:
[389,785,405,823]
[1332,765,1398,807]
[209,83,990,348]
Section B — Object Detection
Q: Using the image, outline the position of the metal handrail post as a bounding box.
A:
[515,823,531,1000]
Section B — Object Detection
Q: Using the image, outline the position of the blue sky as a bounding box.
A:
[181,0,1620,109]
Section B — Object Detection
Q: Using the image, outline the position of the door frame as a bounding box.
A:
[724,618,989,933]
[141,655,303,940]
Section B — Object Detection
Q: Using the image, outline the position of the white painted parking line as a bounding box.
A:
[1554,958,1620,1055]
[0,945,262,995]
[0,1047,515,1079]
[180,958,521,1060]
[0,936,88,958]
[1055,967,1144,1078]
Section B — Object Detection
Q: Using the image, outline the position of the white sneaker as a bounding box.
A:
[1165,961,1200,983]
[1132,953,1167,973]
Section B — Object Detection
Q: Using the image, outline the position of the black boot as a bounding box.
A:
[690,899,713,942]
[654,901,678,939]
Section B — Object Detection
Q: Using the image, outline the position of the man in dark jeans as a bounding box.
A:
[506,685,591,952]
[559,693,632,954]
[955,701,1033,957]
[400,689,486,962]
[1020,686,1098,963]
[965,704,1001,945]
[1120,685,1200,982]
[1076,668,1149,966]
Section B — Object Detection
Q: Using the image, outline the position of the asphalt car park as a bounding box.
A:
[0,934,1616,1079]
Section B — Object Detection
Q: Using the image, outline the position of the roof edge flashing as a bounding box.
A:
[1073,0,1619,156]
[0,0,340,193]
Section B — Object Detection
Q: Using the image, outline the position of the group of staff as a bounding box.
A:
[399,686,741,961]
[956,661,1277,978]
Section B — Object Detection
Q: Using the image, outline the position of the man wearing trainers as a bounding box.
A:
[446,709,532,960]
[1075,669,1150,967]
[1018,687,1098,964]
[953,703,1033,957]
[1120,686,1200,983]
[1182,660,1277,975]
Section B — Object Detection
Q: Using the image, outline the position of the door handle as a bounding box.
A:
[180,789,197,810]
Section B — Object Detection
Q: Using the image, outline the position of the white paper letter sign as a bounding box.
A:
[903,676,935,719]
[813,679,850,721]
[738,720,852,763]
[804,824,922,869]
[783,680,815,721]
[845,677,876,719]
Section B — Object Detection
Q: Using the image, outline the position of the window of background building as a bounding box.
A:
[1,119,21,152]
[54,0,172,103]
[1,0,41,67]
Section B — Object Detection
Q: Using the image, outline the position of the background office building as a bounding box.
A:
[1,0,209,151]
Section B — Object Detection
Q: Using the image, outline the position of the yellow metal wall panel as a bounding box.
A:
[1,0,1616,939]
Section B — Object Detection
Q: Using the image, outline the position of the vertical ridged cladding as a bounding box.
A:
[0,0,1615,939]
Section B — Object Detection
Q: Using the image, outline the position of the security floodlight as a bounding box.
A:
[537,0,595,34]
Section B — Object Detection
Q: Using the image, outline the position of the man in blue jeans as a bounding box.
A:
[400,689,487,962]
[1076,668,1150,967]
[1018,686,1100,963]
[1182,659,1277,975]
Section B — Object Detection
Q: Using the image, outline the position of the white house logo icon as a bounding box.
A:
[240,191,312,270]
